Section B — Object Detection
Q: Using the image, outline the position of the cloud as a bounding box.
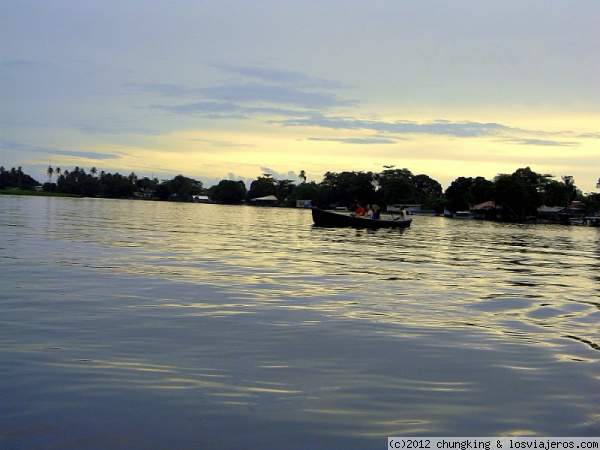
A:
[307,136,397,145]
[0,140,117,160]
[260,167,298,181]
[577,132,600,139]
[212,63,349,90]
[499,138,581,147]
[144,64,357,118]
[152,101,320,119]
[188,138,256,149]
[278,115,518,137]
[201,84,355,109]
[124,83,204,98]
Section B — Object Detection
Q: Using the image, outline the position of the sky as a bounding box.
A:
[1,0,599,192]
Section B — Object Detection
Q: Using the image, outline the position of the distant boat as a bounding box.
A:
[409,209,437,216]
[444,209,474,219]
[570,216,600,227]
[453,211,475,219]
[311,208,412,229]
[568,217,585,226]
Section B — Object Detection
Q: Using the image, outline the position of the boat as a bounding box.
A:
[571,216,600,227]
[453,211,475,219]
[444,209,476,219]
[311,208,412,229]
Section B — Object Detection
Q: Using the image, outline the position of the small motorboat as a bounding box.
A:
[311,208,412,229]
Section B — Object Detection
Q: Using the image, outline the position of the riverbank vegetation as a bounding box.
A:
[2,165,599,221]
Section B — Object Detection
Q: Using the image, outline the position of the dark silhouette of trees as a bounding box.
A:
[247,175,277,200]
[413,174,443,202]
[376,168,415,206]
[445,176,494,212]
[3,165,596,221]
[209,180,247,204]
[98,173,135,198]
[492,167,549,220]
[298,170,307,183]
[318,171,376,207]
[56,167,99,197]
[275,179,295,202]
[287,181,320,206]
[0,166,39,189]
[540,175,578,208]
[161,175,203,201]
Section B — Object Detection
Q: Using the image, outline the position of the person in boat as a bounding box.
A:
[351,204,366,217]
[401,206,408,220]
[369,204,381,220]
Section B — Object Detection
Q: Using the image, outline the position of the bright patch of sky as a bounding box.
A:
[1,0,598,191]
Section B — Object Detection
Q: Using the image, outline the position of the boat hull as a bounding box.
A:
[311,208,412,229]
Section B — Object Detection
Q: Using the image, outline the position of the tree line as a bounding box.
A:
[2,165,599,220]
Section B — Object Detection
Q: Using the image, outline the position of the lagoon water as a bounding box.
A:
[1,196,599,449]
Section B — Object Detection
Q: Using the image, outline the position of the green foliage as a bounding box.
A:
[247,175,277,200]
[376,168,415,205]
[585,193,600,214]
[445,176,494,212]
[413,174,443,203]
[209,180,247,204]
[163,175,203,201]
[286,181,320,206]
[97,172,135,198]
[318,171,376,207]
[492,167,546,220]
[0,166,39,190]
[56,167,101,197]
[4,165,596,220]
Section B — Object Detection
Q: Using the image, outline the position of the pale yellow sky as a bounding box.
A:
[1,1,598,191]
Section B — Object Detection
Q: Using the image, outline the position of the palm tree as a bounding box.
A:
[55,167,61,178]
[90,167,97,177]
[17,166,23,188]
[47,165,54,183]
[299,170,307,183]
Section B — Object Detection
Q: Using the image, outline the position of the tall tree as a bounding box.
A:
[209,180,247,204]
[47,165,54,183]
[165,174,202,200]
[275,179,295,202]
[413,174,442,202]
[492,167,545,220]
[247,175,277,200]
[320,171,376,207]
[288,181,319,206]
[299,170,307,183]
[444,176,493,212]
[377,168,415,206]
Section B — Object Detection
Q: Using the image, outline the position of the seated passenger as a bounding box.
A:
[370,204,380,220]
[352,204,366,216]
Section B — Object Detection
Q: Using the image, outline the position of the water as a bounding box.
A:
[1,196,599,449]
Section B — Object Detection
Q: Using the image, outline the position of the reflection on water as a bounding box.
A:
[1,196,599,448]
